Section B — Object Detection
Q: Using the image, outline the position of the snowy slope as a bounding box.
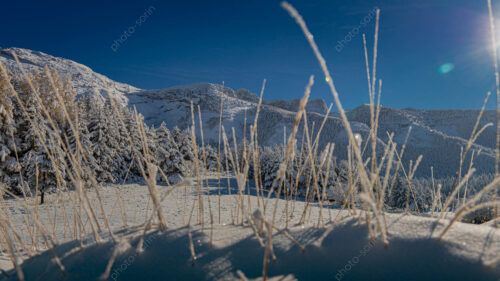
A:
[1,47,495,177]
[267,97,328,114]
[126,83,370,152]
[1,181,499,281]
[128,85,496,177]
[346,105,496,177]
[0,47,139,104]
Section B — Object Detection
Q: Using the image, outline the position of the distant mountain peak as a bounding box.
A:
[0,47,140,104]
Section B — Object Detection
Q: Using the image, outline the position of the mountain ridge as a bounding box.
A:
[0,47,495,177]
[0,47,140,104]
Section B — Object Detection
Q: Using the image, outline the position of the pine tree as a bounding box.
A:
[199,144,218,172]
[103,101,128,180]
[120,106,138,169]
[0,67,19,191]
[66,100,101,185]
[172,126,194,161]
[16,71,67,192]
[144,125,159,169]
[87,101,118,183]
[156,122,186,181]
[125,109,149,180]
[259,146,285,190]
[24,130,67,192]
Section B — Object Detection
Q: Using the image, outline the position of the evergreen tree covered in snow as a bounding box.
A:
[119,106,142,178]
[142,125,159,176]
[172,126,194,161]
[0,68,19,191]
[259,145,285,190]
[199,144,218,172]
[87,100,120,183]
[15,70,72,192]
[257,145,351,201]
[386,175,432,212]
[156,122,185,182]
[66,98,101,185]
[0,67,193,195]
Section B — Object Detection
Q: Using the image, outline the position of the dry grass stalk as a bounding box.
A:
[488,0,500,225]
[188,227,197,265]
[0,2,499,278]
[251,80,266,209]
[105,91,168,232]
[261,213,274,281]
[232,128,248,224]
[136,108,168,231]
[197,105,214,245]
[100,240,127,281]
[301,112,325,227]
[311,104,333,153]
[378,142,397,211]
[386,127,412,201]
[281,1,386,240]
[248,212,266,247]
[136,180,188,254]
[1,63,98,244]
[3,64,95,253]
[404,156,423,214]
[221,126,240,223]
[236,270,250,281]
[439,168,476,220]
[1,227,24,281]
[190,102,204,228]
[438,200,500,241]
[32,218,67,277]
[221,126,235,224]
[448,92,492,207]
[17,58,126,245]
[462,151,476,206]
[217,83,224,224]
[269,75,312,229]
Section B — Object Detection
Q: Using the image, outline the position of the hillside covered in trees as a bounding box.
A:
[0,66,193,195]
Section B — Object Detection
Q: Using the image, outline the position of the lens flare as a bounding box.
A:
[438,63,455,74]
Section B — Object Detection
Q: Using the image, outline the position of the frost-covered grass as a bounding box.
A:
[0,180,499,281]
[0,1,499,280]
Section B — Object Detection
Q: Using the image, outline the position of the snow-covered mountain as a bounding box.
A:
[127,83,371,151]
[345,105,496,177]
[1,47,495,177]
[0,47,139,104]
[267,97,328,115]
[129,85,496,178]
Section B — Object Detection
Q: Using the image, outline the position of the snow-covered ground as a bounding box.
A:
[1,174,498,280]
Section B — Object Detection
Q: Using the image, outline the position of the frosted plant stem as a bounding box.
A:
[281,2,385,240]
[488,0,500,226]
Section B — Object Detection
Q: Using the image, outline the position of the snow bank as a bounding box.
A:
[4,215,499,281]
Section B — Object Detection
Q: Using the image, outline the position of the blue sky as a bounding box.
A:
[1,0,499,110]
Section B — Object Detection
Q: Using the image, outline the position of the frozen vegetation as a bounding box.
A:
[0,2,499,280]
[0,45,498,281]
